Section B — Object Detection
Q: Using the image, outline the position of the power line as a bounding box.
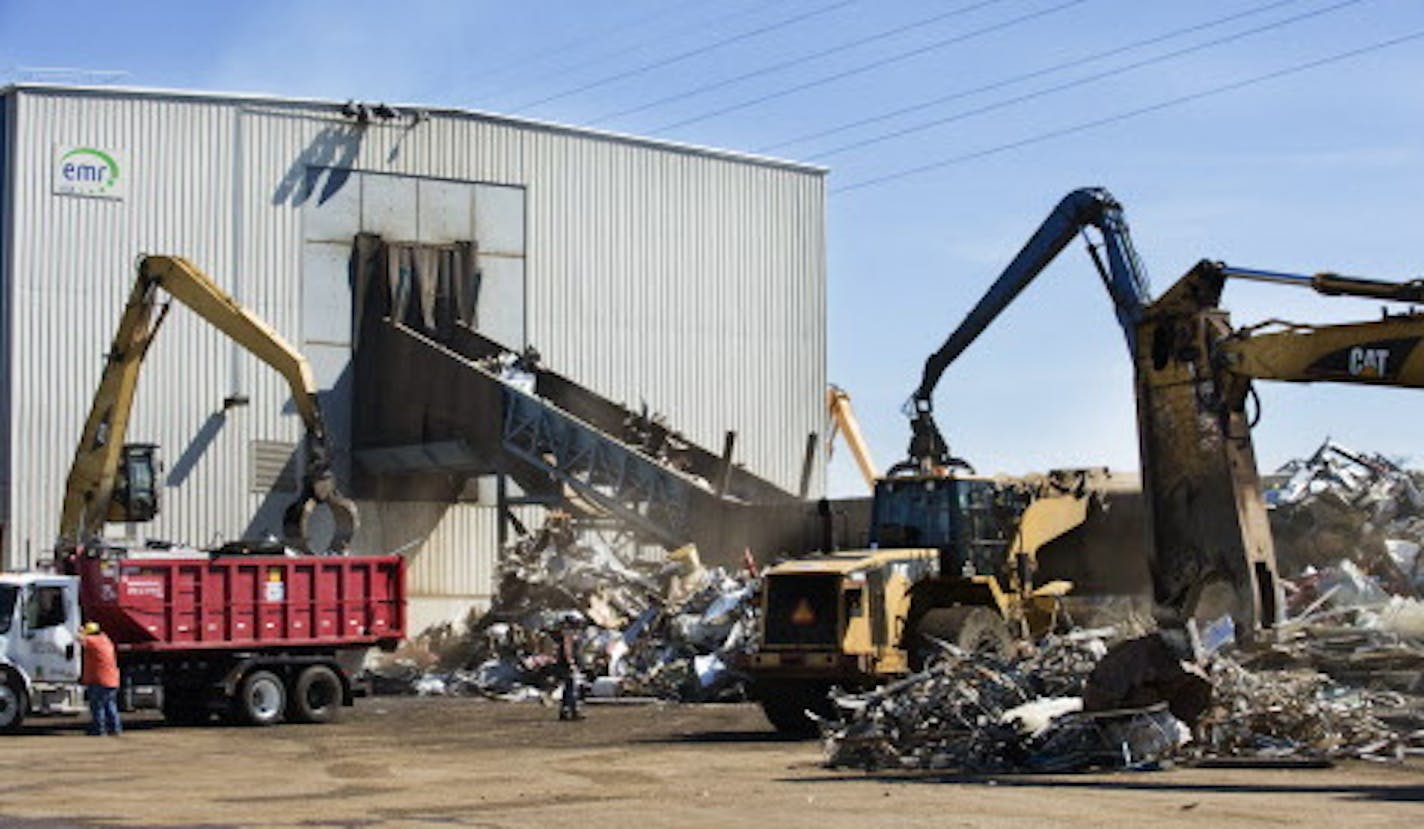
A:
[509,0,863,113]
[411,0,710,102]
[833,29,1424,194]
[469,0,788,108]
[472,1,705,85]
[807,0,1366,161]
[649,0,1091,134]
[586,0,1013,126]
[757,0,1307,154]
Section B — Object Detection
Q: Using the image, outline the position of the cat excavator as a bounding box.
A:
[904,187,1424,633]
[58,255,358,553]
[749,187,1424,733]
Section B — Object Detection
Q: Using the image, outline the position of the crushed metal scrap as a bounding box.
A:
[369,513,760,703]
[1269,439,1424,595]
[1198,658,1414,761]
[822,625,1424,773]
[822,629,1141,773]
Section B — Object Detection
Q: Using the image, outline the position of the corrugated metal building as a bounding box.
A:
[0,85,826,631]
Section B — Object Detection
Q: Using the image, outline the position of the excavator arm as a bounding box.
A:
[1212,265,1424,397]
[827,385,879,491]
[1219,315,1424,402]
[59,255,357,552]
[907,187,1151,471]
[1135,259,1424,633]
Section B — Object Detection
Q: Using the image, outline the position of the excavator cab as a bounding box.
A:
[105,443,160,524]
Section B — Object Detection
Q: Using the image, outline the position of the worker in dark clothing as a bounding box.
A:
[80,621,122,736]
[554,615,583,721]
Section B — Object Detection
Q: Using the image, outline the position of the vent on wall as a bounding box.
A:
[250,441,299,493]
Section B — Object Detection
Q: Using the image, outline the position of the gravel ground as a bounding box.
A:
[0,697,1419,828]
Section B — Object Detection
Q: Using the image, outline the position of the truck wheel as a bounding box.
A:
[161,689,211,726]
[756,680,834,738]
[911,606,1014,668]
[0,670,27,733]
[234,670,286,727]
[288,665,342,724]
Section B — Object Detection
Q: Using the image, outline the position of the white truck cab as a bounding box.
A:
[0,573,84,731]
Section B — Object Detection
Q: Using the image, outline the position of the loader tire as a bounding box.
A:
[233,670,286,727]
[757,680,834,738]
[0,669,27,733]
[288,665,342,724]
[911,606,1014,669]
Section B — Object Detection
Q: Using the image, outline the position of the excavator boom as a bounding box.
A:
[907,187,1151,470]
[60,255,357,552]
[142,256,326,429]
[827,385,879,491]
[1223,316,1424,390]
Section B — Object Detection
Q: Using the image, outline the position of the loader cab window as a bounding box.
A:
[24,585,67,630]
[957,480,1014,574]
[870,478,956,549]
[0,584,16,634]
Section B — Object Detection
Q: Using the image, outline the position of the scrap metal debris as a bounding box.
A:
[822,619,1424,773]
[1197,657,1414,762]
[1269,440,1424,594]
[822,630,1139,773]
[369,513,760,704]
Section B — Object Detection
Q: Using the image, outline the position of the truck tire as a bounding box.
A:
[756,680,834,738]
[0,670,26,733]
[911,606,1014,668]
[288,665,342,724]
[161,689,211,726]
[234,670,286,727]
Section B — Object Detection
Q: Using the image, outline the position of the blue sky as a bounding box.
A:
[3,0,1422,496]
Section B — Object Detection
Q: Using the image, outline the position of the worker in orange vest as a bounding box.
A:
[80,621,121,736]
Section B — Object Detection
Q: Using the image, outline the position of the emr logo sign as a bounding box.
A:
[52,144,127,199]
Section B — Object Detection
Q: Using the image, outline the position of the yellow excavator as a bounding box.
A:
[748,188,1424,733]
[826,385,879,493]
[1134,258,1424,627]
[59,255,358,553]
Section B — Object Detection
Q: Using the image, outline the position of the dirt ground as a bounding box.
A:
[0,698,1419,828]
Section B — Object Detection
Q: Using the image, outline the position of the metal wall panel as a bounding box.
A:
[0,92,11,552]
[0,92,11,541]
[522,133,827,495]
[1,86,826,631]
[7,91,244,567]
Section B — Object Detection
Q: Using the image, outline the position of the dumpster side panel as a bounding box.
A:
[77,555,405,651]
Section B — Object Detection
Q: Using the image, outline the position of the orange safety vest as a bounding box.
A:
[80,633,120,688]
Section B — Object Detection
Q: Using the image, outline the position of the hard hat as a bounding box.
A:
[82,621,101,635]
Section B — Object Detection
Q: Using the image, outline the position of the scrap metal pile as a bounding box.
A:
[1265,439,1424,693]
[1198,657,1416,760]
[375,513,759,703]
[823,630,1133,773]
[1269,439,1424,596]
[819,440,1424,774]
[823,624,1424,774]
